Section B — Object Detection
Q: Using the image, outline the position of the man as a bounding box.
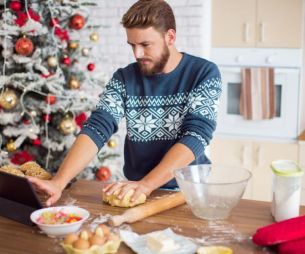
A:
[29,0,222,206]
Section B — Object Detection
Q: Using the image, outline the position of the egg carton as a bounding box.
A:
[61,236,121,254]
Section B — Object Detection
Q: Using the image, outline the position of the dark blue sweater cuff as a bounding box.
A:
[79,123,107,150]
[178,135,205,159]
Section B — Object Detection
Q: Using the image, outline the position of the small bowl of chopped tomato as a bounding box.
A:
[30,206,90,237]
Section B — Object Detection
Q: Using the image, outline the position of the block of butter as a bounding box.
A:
[146,231,179,252]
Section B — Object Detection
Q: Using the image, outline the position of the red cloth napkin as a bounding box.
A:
[252,215,305,246]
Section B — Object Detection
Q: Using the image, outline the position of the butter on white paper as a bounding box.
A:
[120,228,197,254]
[147,231,179,252]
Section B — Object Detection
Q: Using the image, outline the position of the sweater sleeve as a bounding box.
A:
[178,63,222,158]
[79,72,126,150]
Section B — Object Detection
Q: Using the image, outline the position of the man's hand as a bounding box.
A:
[102,180,153,202]
[27,177,64,206]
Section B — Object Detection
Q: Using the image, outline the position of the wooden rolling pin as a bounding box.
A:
[109,192,185,226]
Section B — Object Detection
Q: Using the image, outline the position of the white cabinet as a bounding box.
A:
[210,136,298,201]
[212,0,303,48]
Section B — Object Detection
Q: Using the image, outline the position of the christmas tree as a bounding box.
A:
[0,0,120,181]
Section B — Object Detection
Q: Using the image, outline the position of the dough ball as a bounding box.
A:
[102,189,146,207]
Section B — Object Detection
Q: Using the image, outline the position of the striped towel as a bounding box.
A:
[240,67,275,120]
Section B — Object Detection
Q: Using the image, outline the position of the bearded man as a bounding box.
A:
[29,0,222,206]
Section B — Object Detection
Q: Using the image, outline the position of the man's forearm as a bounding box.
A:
[141,143,195,191]
[52,134,98,190]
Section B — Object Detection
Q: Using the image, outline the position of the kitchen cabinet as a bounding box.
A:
[212,0,303,48]
[209,136,298,201]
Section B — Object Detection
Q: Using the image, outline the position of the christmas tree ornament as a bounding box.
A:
[9,1,22,12]
[81,48,90,56]
[6,140,16,152]
[59,116,77,135]
[68,78,81,90]
[32,138,41,146]
[49,18,59,27]
[89,32,99,42]
[68,41,79,50]
[45,94,56,105]
[107,139,117,148]
[0,89,18,110]
[43,114,52,123]
[96,166,111,181]
[62,56,71,66]
[75,112,87,128]
[47,56,58,67]
[69,14,86,30]
[87,63,95,71]
[10,151,34,165]
[15,37,34,56]
[23,119,31,125]
[30,110,37,117]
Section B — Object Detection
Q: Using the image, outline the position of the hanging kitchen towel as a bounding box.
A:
[240,67,275,120]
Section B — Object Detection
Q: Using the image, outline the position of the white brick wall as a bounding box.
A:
[88,0,211,76]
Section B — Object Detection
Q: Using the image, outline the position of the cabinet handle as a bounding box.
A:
[244,22,250,42]
[259,22,266,43]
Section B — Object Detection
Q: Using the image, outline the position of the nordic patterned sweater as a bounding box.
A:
[80,53,222,188]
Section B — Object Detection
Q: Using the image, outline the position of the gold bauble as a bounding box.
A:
[0,89,18,110]
[47,56,58,67]
[107,139,117,148]
[68,78,81,90]
[59,117,77,135]
[81,48,89,56]
[89,32,99,42]
[6,140,16,152]
[68,41,79,50]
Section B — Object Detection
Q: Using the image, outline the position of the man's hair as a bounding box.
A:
[121,0,176,33]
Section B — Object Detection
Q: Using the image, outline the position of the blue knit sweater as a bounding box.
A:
[80,53,222,188]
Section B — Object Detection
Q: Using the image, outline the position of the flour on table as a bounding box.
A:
[192,220,248,245]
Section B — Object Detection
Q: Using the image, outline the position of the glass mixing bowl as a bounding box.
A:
[174,164,252,220]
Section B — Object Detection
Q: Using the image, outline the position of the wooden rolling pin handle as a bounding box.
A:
[109,192,185,227]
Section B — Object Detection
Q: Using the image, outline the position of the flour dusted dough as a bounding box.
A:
[103,189,146,207]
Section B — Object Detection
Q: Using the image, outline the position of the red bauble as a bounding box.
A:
[87,63,95,71]
[43,114,52,122]
[15,37,34,56]
[69,14,85,30]
[62,56,71,66]
[32,138,41,146]
[45,94,56,105]
[23,119,31,125]
[75,112,87,128]
[49,18,59,27]
[9,1,22,12]
[11,151,34,165]
[96,167,111,181]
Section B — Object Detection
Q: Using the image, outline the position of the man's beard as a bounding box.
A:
[137,45,170,76]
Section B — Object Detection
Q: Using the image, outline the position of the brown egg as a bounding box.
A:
[64,233,79,245]
[95,224,110,237]
[107,233,120,242]
[89,235,106,246]
[80,229,93,240]
[72,238,90,250]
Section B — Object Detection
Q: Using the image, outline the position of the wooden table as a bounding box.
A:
[0,180,303,254]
